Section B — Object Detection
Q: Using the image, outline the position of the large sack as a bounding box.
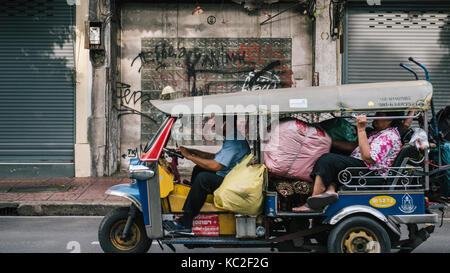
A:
[213,154,266,216]
[264,119,331,182]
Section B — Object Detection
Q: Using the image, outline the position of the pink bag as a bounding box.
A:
[264,119,331,182]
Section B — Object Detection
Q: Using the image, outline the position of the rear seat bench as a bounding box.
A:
[337,144,424,190]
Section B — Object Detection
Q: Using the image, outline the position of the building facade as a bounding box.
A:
[0,0,448,178]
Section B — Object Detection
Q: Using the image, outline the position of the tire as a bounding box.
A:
[327,216,391,253]
[98,207,152,253]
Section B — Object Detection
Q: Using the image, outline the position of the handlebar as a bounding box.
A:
[399,63,418,80]
[407,57,441,166]
[408,57,430,82]
[163,148,184,159]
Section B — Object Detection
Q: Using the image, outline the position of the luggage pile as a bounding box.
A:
[263,118,332,182]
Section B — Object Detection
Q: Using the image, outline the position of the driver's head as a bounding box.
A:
[212,115,239,139]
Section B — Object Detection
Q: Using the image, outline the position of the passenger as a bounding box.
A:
[292,112,403,212]
[171,118,250,233]
[399,110,415,133]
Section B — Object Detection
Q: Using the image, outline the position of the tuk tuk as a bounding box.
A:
[98,80,442,253]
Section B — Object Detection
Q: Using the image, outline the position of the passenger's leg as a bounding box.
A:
[292,175,331,212]
[311,175,326,196]
[292,153,364,212]
[310,153,366,190]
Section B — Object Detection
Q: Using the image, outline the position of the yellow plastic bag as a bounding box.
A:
[213,154,266,216]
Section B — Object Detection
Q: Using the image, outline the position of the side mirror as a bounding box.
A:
[129,165,155,181]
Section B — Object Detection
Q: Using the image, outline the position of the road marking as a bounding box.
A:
[66,241,81,253]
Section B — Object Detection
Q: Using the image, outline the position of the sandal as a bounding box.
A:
[307,192,339,209]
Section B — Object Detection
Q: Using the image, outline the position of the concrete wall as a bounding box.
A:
[74,0,120,177]
[74,1,92,177]
[314,0,339,86]
[118,1,314,171]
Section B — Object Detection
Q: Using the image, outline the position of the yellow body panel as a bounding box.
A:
[161,198,170,214]
[168,184,225,212]
[157,163,236,235]
[165,184,236,235]
[158,163,175,198]
[219,214,236,235]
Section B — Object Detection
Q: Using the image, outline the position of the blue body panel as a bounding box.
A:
[323,191,425,217]
[108,182,140,201]
[137,179,151,226]
[129,158,152,226]
[106,184,155,228]
[106,159,153,225]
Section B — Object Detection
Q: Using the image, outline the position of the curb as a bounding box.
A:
[0,201,130,216]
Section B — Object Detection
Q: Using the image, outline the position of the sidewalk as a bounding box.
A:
[0,177,131,216]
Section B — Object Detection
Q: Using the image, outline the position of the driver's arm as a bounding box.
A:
[178,146,215,159]
[187,148,215,159]
[178,147,224,172]
[186,154,224,172]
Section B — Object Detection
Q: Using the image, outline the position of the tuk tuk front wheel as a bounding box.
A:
[98,207,152,253]
[327,216,391,253]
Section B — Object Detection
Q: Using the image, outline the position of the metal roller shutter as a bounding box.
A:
[0,0,75,177]
[344,1,450,112]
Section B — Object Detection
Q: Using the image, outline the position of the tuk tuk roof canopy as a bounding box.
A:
[150,80,433,116]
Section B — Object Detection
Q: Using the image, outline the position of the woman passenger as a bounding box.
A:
[292,112,403,212]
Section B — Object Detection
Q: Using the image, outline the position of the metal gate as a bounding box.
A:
[343,1,450,111]
[0,0,75,177]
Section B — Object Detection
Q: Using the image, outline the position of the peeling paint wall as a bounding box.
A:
[118,1,313,170]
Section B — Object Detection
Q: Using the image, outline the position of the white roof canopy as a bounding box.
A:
[150,80,433,116]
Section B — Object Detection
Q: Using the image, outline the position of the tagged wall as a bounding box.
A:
[119,1,313,170]
[137,37,293,96]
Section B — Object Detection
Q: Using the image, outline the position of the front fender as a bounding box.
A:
[105,183,142,212]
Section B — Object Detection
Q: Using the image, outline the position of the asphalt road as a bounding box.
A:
[0,216,449,253]
[0,216,273,253]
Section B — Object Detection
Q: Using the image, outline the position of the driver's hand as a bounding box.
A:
[178,146,192,159]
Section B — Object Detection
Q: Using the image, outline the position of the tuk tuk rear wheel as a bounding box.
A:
[327,216,391,253]
[98,207,152,253]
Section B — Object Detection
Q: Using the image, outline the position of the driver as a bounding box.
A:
[171,117,250,234]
